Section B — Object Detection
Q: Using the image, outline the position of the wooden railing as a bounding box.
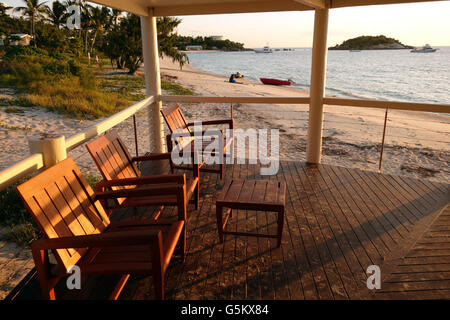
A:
[0,94,448,191]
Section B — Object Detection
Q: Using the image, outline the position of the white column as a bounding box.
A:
[140,9,164,153]
[306,8,329,164]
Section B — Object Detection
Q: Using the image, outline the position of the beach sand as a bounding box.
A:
[0,56,448,299]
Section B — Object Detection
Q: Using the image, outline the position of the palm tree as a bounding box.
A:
[110,9,122,26]
[0,3,12,17]
[14,0,48,40]
[46,1,68,29]
[88,6,110,53]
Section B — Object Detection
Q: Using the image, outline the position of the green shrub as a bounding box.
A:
[0,177,40,246]
[79,69,97,90]
[11,61,45,88]
[3,46,48,60]
[43,61,70,76]
[68,59,82,76]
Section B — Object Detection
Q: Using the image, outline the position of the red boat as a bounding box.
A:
[260,78,291,86]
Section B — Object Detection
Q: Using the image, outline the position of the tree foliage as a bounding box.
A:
[178,36,245,51]
[103,14,188,74]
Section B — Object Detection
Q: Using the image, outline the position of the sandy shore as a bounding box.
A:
[0,55,448,299]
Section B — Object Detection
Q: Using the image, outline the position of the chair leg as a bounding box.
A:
[153,270,165,300]
[150,233,165,300]
[195,184,199,211]
[32,248,56,300]
[180,224,186,262]
[220,163,224,179]
[277,208,285,248]
[216,205,224,243]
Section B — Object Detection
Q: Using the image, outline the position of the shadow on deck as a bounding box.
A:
[7,161,450,300]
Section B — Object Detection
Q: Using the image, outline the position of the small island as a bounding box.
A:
[177,36,248,51]
[329,35,413,50]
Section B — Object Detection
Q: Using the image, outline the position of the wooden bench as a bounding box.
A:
[216,179,286,247]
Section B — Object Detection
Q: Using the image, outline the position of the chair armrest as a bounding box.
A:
[31,229,164,250]
[109,218,177,229]
[95,183,183,200]
[187,119,233,127]
[95,174,186,191]
[132,153,171,162]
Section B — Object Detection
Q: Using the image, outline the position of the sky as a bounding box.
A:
[2,1,450,47]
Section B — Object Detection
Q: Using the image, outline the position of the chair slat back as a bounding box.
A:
[86,130,140,205]
[161,104,193,149]
[16,157,110,271]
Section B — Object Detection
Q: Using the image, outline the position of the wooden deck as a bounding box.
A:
[7,161,449,300]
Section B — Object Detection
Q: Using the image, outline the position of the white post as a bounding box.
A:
[140,9,164,153]
[306,8,329,164]
[28,134,67,168]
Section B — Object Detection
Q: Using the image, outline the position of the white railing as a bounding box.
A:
[0,94,448,191]
[0,96,153,191]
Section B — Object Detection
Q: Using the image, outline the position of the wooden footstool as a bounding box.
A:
[216,179,286,247]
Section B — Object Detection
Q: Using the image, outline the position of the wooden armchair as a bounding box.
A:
[85,129,199,220]
[161,104,234,179]
[16,157,185,300]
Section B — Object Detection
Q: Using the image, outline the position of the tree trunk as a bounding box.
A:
[84,29,88,55]
[90,30,97,54]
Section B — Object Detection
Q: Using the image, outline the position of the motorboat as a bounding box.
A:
[411,44,437,53]
[260,78,292,86]
[254,46,272,53]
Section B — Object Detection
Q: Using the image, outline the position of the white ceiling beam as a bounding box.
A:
[153,1,312,16]
[89,0,149,16]
[331,0,448,9]
[293,0,327,9]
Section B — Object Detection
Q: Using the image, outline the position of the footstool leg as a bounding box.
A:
[216,204,224,243]
[277,207,284,247]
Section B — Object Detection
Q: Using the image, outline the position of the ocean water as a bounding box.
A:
[186,47,450,105]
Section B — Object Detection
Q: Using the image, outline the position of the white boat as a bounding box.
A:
[411,44,437,53]
[254,46,272,53]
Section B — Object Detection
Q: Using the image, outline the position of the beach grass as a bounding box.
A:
[10,72,193,120]
[0,177,40,246]
[161,79,194,95]
[18,82,130,119]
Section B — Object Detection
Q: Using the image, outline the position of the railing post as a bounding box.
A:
[28,134,67,168]
[133,114,139,157]
[378,108,389,173]
[140,9,165,153]
[306,8,329,164]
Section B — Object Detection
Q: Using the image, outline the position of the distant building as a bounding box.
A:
[186,45,203,51]
[210,35,223,41]
[8,34,32,46]
[0,35,5,46]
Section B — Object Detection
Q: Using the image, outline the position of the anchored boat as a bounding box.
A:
[260,78,292,86]
[254,46,273,53]
[411,44,437,53]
